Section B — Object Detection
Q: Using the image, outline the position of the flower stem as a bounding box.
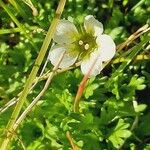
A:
[0,0,66,149]
[73,56,99,113]
[73,73,89,112]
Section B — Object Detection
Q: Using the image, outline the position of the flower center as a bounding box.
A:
[78,40,90,50]
[76,34,97,59]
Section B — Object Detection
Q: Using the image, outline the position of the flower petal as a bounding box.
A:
[53,20,78,44]
[81,50,102,76]
[49,44,78,68]
[84,15,103,37]
[96,34,116,61]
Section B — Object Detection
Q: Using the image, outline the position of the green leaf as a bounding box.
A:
[81,113,93,125]
[129,75,146,90]
[56,89,73,111]
[84,83,99,99]
[135,104,147,113]
[144,143,150,150]
[82,133,100,150]
[99,106,116,125]
[108,119,131,148]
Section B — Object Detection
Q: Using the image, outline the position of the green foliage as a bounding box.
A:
[108,119,131,148]
[0,0,150,149]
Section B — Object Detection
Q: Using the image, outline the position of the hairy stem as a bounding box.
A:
[73,55,100,112]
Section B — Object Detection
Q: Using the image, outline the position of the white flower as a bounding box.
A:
[49,15,116,76]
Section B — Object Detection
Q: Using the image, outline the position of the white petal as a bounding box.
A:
[53,20,78,44]
[81,50,102,76]
[49,45,78,68]
[84,15,103,37]
[96,34,116,61]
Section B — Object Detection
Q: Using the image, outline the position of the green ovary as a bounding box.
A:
[67,33,98,60]
[76,33,98,59]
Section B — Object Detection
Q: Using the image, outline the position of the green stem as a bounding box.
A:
[0,26,38,34]
[0,62,80,115]
[131,0,145,11]
[0,0,66,149]
[0,0,37,50]
[111,32,150,80]
[73,55,100,113]
[21,0,38,16]
[13,52,66,131]
[113,54,150,64]
[9,0,29,19]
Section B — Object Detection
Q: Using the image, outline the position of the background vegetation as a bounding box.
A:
[0,0,150,149]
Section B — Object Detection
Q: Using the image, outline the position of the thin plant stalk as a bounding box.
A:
[9,0,29,19]
[13,51,66,131]
[0,0,66,149]
[0,98,18,114]
[21,0,38,16]
[66,131,79,150]
[0,62,80,115]
[0,26,39,34]
[73,55,100,112]
[0,0,37,50]
[117,24,149,51]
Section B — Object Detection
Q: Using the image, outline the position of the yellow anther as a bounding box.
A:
[79,40,83,45]
[84,44,89,50]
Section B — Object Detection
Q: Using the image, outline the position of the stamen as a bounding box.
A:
[79,40,83,45]
[84,44,89,50]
